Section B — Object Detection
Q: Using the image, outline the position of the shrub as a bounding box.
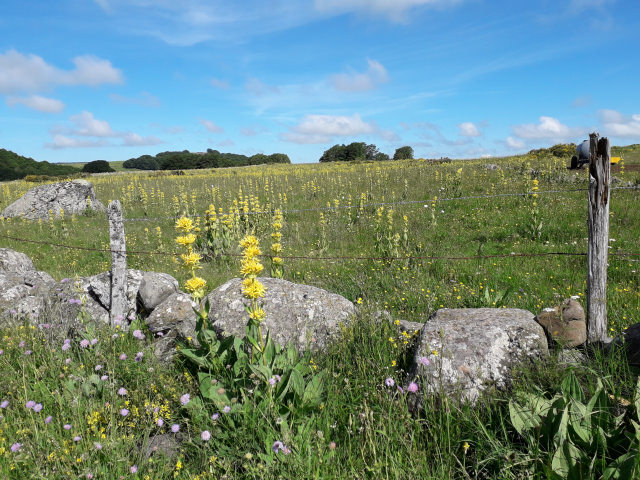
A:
[82,160,115,173]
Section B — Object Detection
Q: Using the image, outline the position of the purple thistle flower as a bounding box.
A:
[211,413,219,421]
[26,400,36,409]
[74,436,82,442]
[118,388,127,396]
[101,375,108,381]
[135,352,143,362]
[180,394,190,406]
[1,400,9,408]
[201,430,211,441]
[24,350,32,355]
[407,382,419,393]
[120,408,129,416]
[268,377,276,386]
[45,416,53,424]
[80,339,90,348]
[130,465,138,474]
[273,441,290,454]
[64,424,72,430]
[171,424,180,433]
[133,330,145,340]
[156,418,164,427]
[94,442,102,450]
[65,358,71,364]
[385,377,395,387]
[91,338,98,345]
[61,278,69,283]
[18,340,25,348]
[33,403,43,412]
[119,353,127,360]
[418,356,430,366]
[222,406,231,413]
[62,343,71,351]
[11,443,21,452]
[0,349,3,355]
[95,365,103,371]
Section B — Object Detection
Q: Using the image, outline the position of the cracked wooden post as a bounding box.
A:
[587,132,611,344]
[107,200,127,326]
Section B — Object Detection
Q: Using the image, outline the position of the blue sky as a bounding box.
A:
[1,0,639,164]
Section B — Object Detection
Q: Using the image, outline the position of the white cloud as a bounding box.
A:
[200,118,224,133]
[6,95,65,113]
[211,78,230,89]
[46,134,108,149]
[599,109,640,138]
[330,59,389,92]
[457,121,480,137]
[314,0,461,21]
[109,91,161,107]
[506,136,526,149]
[512,116,583,140]
[69,111,118,137]
[281,113,379,144]
[122,133,164,146]
[0,50,123,94]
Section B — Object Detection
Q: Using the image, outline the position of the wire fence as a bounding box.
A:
[120,185,640,222]
[1,233,639,263]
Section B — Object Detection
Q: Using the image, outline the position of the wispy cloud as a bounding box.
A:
[6,95,65,113]
[0,50,123,94]
[314,0,463,22]
[511,116,584,141]
[599,109,640,137]
[330,59,389,92]
[210,78,230,89]
[199,118,224,133]
[47,111,164,149]
[280,113,395,144]
[457,121,480,137]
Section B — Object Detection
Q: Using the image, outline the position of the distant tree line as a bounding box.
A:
[319,143,414,163]
[123,149,291,171]
[0,149,81,181]
[528,143,577,158]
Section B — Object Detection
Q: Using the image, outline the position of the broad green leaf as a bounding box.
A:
[289,368,305,399]
[603,450,638,480]
[561,370,585,403]
[551,441,584,478]
[509,399,541,436]
[303,370,326,406]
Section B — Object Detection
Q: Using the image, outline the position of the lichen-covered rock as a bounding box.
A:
[1,180,105,220]
[206,277,356,353]
[145,292,197,362]
[536,297,586,348]
[138,272,179,312]
[83,269,144,322]
[410,308,548,404]
[0,248,36,275]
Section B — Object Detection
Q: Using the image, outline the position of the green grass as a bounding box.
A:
[1,152,639,478]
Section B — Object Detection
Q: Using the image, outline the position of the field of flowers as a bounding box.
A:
[0,153,639,478]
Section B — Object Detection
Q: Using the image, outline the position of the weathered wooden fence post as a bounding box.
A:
[107,200,127,326]
[587,132,611,343]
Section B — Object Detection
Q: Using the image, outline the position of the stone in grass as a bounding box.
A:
[143,433,181,459]
[206,277,356,354]
[535,297,587,348]
[0,248,37,275]
[410,308,548,405]
[1,180,105,220]
[138,272,179,312]
[145,292,198,363]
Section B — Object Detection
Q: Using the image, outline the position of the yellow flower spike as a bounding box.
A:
[180,252,202,268]
[175,216,194,233]
[176,234,196,246]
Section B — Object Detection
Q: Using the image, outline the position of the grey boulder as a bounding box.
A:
[206,277,356,353]
[138,272,180,312]
[1,180,105,220]
[145,292,198,362]
[410,308,548,404]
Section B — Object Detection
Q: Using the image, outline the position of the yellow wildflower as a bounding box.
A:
[180,252,202,268]
[175,217,194,233]
[176,234,196,246]
[242,277,266,299]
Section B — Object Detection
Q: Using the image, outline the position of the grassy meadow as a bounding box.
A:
[0,152,639,478]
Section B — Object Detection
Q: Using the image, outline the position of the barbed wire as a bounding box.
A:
[1,233,639,263]
[121,185,640,222]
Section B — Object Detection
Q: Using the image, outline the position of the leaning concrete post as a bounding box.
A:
[107,200,127,326]
[587,133,611,344]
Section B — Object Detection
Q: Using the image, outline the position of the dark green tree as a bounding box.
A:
[393,146,414,160]
[82,160,115,173]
